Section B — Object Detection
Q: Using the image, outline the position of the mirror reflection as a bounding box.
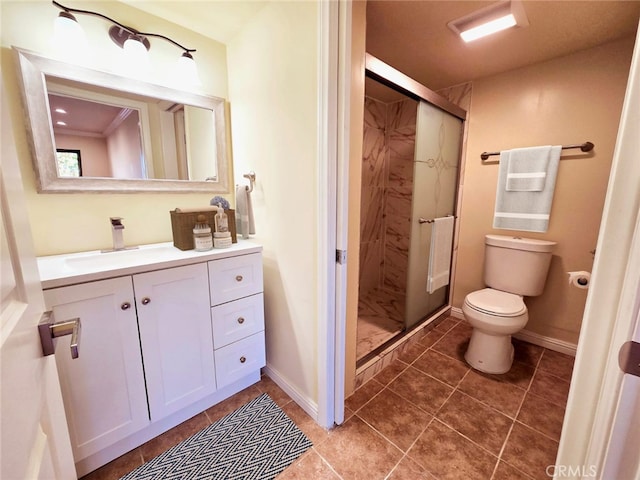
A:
[49,92,145,179]
[14,47,229,193]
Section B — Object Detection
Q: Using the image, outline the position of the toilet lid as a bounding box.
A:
[465,288,526,316]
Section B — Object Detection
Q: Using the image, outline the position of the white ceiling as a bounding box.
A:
[124,0,640,92]
[366,0,640,91]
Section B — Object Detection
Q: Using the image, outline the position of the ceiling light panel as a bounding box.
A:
[448,1,529,43]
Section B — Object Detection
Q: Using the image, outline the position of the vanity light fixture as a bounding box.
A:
[447,0,529,43]
[52,1,201,85]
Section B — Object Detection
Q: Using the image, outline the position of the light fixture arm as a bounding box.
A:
[52,0,196,53]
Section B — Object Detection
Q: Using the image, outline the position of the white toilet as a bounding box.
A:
[463,234,556,374]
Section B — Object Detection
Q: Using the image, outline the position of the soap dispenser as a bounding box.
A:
[213,206,232,248]
[193,214,213,251]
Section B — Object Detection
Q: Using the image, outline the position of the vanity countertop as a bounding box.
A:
[37,241,263,289]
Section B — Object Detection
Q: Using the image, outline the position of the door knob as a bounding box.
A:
[38,311,81,359]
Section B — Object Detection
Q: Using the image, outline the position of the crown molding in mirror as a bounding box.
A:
[13,47,230,194]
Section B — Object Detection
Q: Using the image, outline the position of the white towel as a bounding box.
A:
[427,216,455,294]
[506,146,552,191]
[235,185,255,239]
[493,145,561,232]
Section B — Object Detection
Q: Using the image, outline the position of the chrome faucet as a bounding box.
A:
[110,217,125,251]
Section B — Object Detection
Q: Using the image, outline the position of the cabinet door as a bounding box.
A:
[43,277,148,461]
[134,263,216,420]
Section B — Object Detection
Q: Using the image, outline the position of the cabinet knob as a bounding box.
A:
[141,297,151,305]
[240,356,246,363]
[237,317,245,324]
[235,275,243,282]
[121,302,131,310]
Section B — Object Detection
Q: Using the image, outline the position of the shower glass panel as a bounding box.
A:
[405,102,462,329]
[357,74,463,364]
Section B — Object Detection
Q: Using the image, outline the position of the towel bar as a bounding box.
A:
[480,141,594,161]
[419,215,456,224]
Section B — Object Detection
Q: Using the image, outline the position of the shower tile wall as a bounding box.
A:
[360,98,386,295]
[358,96,418,359]
[383,100,418,296]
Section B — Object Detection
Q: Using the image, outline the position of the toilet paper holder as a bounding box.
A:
[568,271,591,289]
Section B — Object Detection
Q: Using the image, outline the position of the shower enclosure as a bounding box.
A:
[357,57,465,365]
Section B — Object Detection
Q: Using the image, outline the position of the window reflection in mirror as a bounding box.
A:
[55,149,82,177]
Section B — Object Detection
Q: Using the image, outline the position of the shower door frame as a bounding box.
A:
[357,54,468,366]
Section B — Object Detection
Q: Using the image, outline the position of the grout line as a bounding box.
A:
[310,447,345,480]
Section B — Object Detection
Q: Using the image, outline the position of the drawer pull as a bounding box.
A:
[240,356,246,363]
[141,297,151,305]
[235,275,243,282]
[121,302,131,310]
[237,317,245,324]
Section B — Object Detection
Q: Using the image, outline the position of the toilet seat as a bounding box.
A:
[464,288,526,317]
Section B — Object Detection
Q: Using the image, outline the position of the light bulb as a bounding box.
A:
[177,52,202,86]
[122,35,150,78]
[53,11,88,61]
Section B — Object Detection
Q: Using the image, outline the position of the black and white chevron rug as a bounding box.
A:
[120,393,313,480]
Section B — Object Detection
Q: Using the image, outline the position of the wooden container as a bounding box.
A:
[170,208,237,251]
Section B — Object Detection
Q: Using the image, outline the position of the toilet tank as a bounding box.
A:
[484,235,556,296]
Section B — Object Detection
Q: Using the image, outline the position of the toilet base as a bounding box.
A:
[464,329,514,374]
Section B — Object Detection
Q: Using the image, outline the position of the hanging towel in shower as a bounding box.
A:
[505,146,553,191]
[493,145,561,232]
[427,216,455,294]
[235,184,255,239]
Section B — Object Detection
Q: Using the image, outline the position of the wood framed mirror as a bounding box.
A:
[13,47,230,194]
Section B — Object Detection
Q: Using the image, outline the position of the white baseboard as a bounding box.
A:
[262,364,319,422]
[450,307,577,356]
[514,329,577,356]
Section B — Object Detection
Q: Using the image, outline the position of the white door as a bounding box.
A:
[0,83,75,479]
[554,22,640,479]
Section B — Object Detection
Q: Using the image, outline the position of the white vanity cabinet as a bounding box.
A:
[38,242,264,476]
[43,277,149,462]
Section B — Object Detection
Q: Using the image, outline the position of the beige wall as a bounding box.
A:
[1,1,229,255]
[226,2,320,405]
[454,36,635,344]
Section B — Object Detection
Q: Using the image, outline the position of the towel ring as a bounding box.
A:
[241,171,256,193]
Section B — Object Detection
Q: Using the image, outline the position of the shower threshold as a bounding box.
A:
[355,305,452,375]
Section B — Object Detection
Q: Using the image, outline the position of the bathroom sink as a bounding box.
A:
[37,241,262,289]
[63,245,176,270]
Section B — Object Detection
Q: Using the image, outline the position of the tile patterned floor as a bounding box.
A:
[82,316,574,480]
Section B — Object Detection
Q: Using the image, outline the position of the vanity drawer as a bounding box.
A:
[209,253,263,305]
[211,293,264,349]
[215,332,266,389]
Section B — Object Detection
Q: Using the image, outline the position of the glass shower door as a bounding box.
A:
[405,101,462,329]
